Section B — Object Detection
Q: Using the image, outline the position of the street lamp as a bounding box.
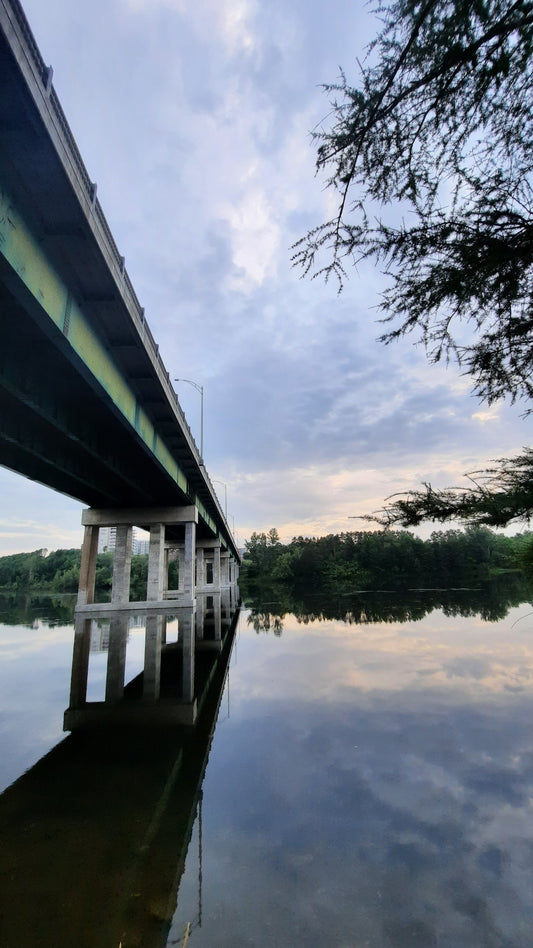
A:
[175,378,204,460]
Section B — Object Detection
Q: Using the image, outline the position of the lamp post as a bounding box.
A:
[175,378,204,460]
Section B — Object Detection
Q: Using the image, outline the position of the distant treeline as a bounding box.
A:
[3,527,531,602]
[241,527,533,596]
[0,548,171,601]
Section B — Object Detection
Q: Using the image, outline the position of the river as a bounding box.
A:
[1,584,533,946]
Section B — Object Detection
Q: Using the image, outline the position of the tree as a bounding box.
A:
[366,448,533,527]
[242,530,283,580]
[293,0,533,407]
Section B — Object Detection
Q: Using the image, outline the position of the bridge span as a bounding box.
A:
[0,0,240,606]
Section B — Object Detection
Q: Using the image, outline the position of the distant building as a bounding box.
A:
[97,526,116,553]
[132,529,149,555]
[97,527,149,555]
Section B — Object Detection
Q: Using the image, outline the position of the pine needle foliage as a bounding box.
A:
[366,448,533,526]
[292,0,533,405]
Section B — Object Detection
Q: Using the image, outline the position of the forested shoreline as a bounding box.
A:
[241,527,533,596]
[0,548,159,600]
[1,527,532,601]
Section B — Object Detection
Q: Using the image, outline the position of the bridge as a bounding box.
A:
[0,0,240,607]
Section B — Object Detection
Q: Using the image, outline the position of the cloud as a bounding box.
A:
[3,0,530,552]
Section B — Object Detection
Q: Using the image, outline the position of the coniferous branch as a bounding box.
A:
[292,0,533,405]
[364,449,533,527]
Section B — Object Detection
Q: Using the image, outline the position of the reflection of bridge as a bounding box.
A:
[0,0,240,604]
[0,600,240,947]
[67,590,239,728]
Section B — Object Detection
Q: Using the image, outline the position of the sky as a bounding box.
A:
[1,0,531,554]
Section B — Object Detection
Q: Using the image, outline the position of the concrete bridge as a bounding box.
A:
[0,0,240,606]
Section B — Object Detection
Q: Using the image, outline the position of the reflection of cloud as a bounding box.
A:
[0,622,73,661]
[175,605,533,945]
[444,656,493,680]
[233,608,533,701]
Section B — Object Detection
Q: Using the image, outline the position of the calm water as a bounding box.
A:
[2,587,533,946]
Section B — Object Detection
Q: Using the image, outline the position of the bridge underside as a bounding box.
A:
[0,273,188,512]
[0,269,194,512]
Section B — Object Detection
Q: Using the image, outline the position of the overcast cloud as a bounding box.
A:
[1,0,531,553]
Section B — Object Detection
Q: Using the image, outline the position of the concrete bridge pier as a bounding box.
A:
[178,547,186,593]
[182,520,196,600]
[76,505,199,611]
[77,526,100,607]
[75,506,238,614]
[214,543,221,590]
[194,539,222,593]
[112,526,134,604]
[196,546,205,592]
[147,523,166,601]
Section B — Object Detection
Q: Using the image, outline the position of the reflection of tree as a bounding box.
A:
[245,574,533,626]
[248,612,284,636]
[0,593,76,627]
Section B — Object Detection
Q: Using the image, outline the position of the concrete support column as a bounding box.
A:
[147,522,166,601]
[143,613,163,701]
[178,547,185,593]
[105,615,129,702]
[111,525,133,604]
[163,547,170,597]
[180,608,195,702]
[213,543,221,591]
[183,521,196,599]
[77,525,99,606]
[196,547,205,591]
[221,551,230,586]
[69,616,92,708]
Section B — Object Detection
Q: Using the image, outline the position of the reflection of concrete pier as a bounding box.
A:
[66,592,237,729]
[0,603,240,948]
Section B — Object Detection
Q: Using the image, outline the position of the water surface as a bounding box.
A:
[2,588,533,946]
